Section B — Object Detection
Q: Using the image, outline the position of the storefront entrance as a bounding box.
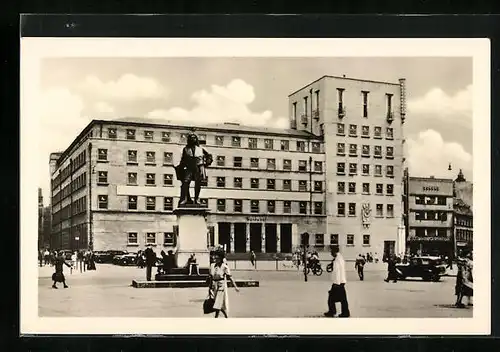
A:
[265,224,277,253]
[250,223,262,252]
[280,224,292,253]
[218,222,231,253]
[234,222,247,253]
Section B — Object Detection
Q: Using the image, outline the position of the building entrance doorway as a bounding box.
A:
[250,223,262,252]
[265,224,277,253]
[384,240,396,261]
[280,224,292,253]
[234,223,247,253]
[218,222,231,253]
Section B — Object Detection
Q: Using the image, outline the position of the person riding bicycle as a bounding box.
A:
[309,251,320,268]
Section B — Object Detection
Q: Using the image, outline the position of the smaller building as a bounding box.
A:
[406,176,454,257]
[453,170,473,256]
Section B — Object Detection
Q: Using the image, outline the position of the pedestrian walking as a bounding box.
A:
[43,249,50,265]
[384,254,398,283]
[52,252,71,289]
[77,250,84,272]
[208,248,239,318]
[144,245,157,281]
[87,251,96,270]
[250,250,256,268]
[38,250,43,267]
[324,246,350,318]
[355,254,366,281]
[455,252,473,308]
[70,251,77,274]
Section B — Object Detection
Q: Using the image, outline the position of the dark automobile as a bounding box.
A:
[112,252,138,266]
[395,256,447,282]
[95,250,128,264]
[93,251,108,263]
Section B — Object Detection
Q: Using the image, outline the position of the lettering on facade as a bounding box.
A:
[246,216,267,222]
[422,186,439,192]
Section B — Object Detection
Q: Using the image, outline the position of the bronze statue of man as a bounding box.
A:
[175,133,213,206]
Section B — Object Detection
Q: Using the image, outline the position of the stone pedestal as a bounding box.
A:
[173,206,210,269]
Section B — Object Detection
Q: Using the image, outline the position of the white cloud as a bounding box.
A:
[407,129,472,181]
[146,79,287,129]
[81,74,168,101]
[93,101,115,117]
[407,85,472,128]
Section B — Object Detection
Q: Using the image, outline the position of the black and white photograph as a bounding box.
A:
[21,38,490,335]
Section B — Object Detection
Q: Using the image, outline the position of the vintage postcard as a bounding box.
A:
[20,38,490,335]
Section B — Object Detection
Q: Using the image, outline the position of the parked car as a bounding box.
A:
[95,250,128,264]
[395,256,447,282]
[93,251,108,263]
[113,252,138,266]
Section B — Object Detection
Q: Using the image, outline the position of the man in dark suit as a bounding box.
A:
[144,245,157,281]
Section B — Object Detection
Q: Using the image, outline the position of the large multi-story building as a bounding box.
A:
[453,169,473,255]
[38,188,44,249]
[406,176,454,256]
[49,75,407,261]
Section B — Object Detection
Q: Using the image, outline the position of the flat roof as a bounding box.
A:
[409,176,454,183]
[288,75,401,97]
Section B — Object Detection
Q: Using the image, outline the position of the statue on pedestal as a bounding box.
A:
[175,133,213,206]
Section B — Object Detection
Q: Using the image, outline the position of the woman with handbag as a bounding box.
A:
[206,249,239,318]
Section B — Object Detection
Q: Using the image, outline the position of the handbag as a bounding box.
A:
[203,297,215,314]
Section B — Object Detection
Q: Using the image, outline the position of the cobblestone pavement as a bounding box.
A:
[38,264,472,318]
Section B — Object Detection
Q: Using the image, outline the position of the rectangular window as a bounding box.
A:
[437,196,447,205]
[264,139,274,150]
[199,198,208,207]
[268,200,276,213]
[375,165,382,177]
[362,164,370,176]
[128,172,137,185]
[98,171,108,184]
[315,233,324,246]
[146,151,156,164]
[299,201,307,214]
[376,204,383,217]
[347,234,354,246]
[146,233,156,245]
[128,196,137,210]
[387,204,394,217]
[387,93,393,115]
[337,202,345,216]
[98,149,108,161]
[146,173,156,186]
[163,232,175,246]
[232,136,241,147]
[415,211,425,220]
[386,165,394,178]
[348,203,356,216]
[314,181,323,192]
[314,161,323,172]
[314,202,323,215]
[337,143,346,156]
[387,184,394,195]
[337,123,345,136]
[349,144,358,156]
[164,197,173,211]
[251,200,259,213]
[216,177,226,188]
[283,201,291,213]
[250,157,259,168]
[299,180,307,192]
[386,146,394,159]
[267,158,276,170]
[146,197,156,211]
[128,150,138,163]
[216,156,225,167]
[348,182,356,194]
[349,124,357,137]
[349,163,357,175]
[180,133,188,144]
[217,199,226,212]
[163,152,173,165]
[283,179,291,191]
[337,162,345,175]
[298,160,307,171]
[234,177,242,188]
[374,126,382,139]
[376,183,383,195]
[144,130,154,141]
[338,88,344,110]
[215,136,224,146]
[416,228,426,237]
[281,140,289,151]
[98,195,108,209]
[415,196,425,205]
[283,159,292,171]
[128,232,138,245]
[234,199,243,213]
[126,129,136,140]
[162,131,170,142]
[363,183,370,194]
[297,141,306,152]
[267,179,276,190]
[163,174,173,186]
[108,128,117,139]
[251,178,259,189]
[362,91,369,117]
[362,145,370,157]
[362,125,370,138]
[337,182,345,193]
[312,142,321,153]
[438,228,447,237]
[330,234,339,245]
[248,138,258,149]
[363,235,370,246]
[427,228,437,237]
[374,146,382,158]
[386,127,394,139]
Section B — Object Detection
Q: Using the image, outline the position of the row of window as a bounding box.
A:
[335,124,394,139]
[456,229,473,243]
[215,156,324,172]
[414,195,449,205]
[52,196,87,225]
[308,233,372,247]
[455,217,473,227]
[337,202,395,217]
[127,230,180,246]
[414,228,449,238]
[52,172,87,206]
[337,182,396,195]
[414,211,449,222]
[53,150,87,189]
[337,163,395,178]
[336,143,394,159]
[106,127,321,152]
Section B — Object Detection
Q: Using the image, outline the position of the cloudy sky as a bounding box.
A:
[39,57,472,204]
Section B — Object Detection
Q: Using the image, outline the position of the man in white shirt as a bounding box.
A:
[324,246,350,318]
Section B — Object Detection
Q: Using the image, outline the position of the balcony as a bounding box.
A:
[387,111,394,123]
[338,106,346,118]
[312,109,320,119]
[300,114,308,125]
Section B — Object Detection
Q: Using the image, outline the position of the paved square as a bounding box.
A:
[38,264,472,318]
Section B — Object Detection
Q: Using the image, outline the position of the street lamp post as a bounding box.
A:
[301,232,309,282]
